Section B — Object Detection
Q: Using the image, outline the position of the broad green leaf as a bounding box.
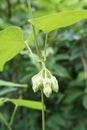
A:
[0,27,25,71]
[29,10,87,33]
[50,0,61,4]
[0,27,38,71]
[0,98,46,111]
[0,80,28,88]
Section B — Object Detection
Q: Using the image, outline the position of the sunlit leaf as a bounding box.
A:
[0,98,46,111]
[29,10,87,33]
[0,26,39,71]
[0,27,25,71]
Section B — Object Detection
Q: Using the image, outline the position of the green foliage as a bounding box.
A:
[0,98,46,110]
[0,27,25,71]
[33,0,87,17]
[0,80,28,88]
[30,10,87,33]
[0,0,87,130]
[0,88,17,96]
[72,121,86,130]
[0,113,12,130]
[82,94,87,109]
[0,79,28,97]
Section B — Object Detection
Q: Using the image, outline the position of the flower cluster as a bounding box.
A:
[32,68,59,97]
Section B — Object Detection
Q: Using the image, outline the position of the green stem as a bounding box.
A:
[41,89,45,130]
[27,0,41,59]
[25,41,33,56]
[0,113,13,130]
[27,1,46,130]
[44,33,48,61]
[9,105,17,126]
[32,26,41,59]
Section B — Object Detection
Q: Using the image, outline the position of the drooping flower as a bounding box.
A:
[32,67,59,97]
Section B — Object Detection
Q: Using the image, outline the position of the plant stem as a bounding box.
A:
[41,89,45,130]
[25,41,33,56]
[27,0,41,59]
[0,113,13,130]
[44,33,48,61]
[32,26,41,59]
[9,105,17,126]
[27,1,46,130]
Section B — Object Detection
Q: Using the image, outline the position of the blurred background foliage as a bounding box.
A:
[0,0,87,130]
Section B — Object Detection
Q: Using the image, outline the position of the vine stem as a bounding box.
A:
[44,33,48,61]
[25,41,33,56]
[41,89,45,130]
[9,105,17,126]
[27,1,46,130]
[0,113,13,130]
[27,0,41,59]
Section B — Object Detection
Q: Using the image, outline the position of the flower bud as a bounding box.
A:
[32,72,43,92]
[43,84,52,98]
[32,67,59,97]
[32,84,39,92]
[43,78,50,87]
[51,76,59,93]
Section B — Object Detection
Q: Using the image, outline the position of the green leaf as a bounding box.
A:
[0,27,25,71]
[55,54,70,61]
[0,88,17,96]
[52,64,71,79]
[29,10,87,33]
[0,80,28,88]
[0,27,39,71]
[0,98,46,111]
